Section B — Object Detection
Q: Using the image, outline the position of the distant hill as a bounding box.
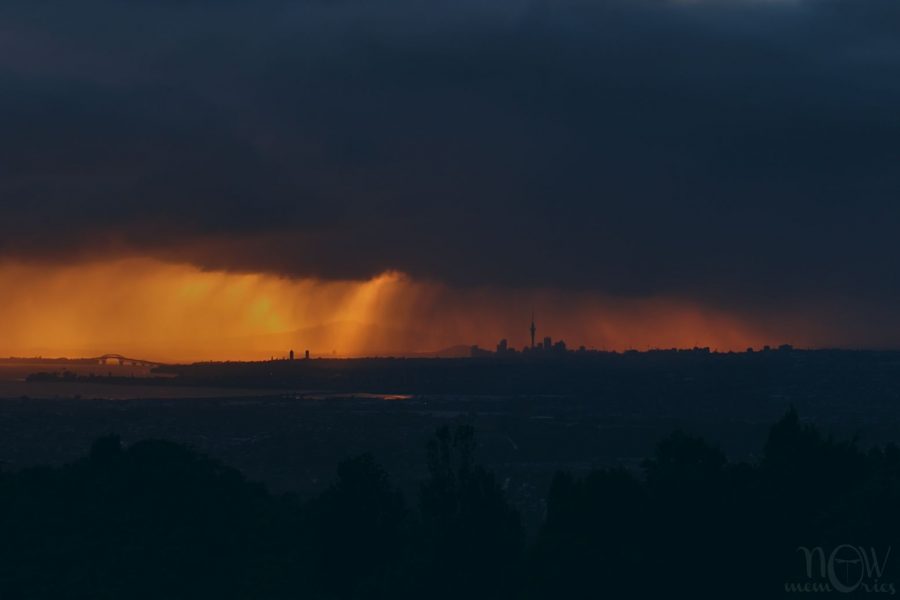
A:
[5,322,477,363]
[425,344,475,358]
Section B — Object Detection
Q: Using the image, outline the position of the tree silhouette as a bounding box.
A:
[304,453,408,599]
[417,425,523,600]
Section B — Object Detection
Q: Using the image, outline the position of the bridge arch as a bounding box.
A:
[92,354,164,367]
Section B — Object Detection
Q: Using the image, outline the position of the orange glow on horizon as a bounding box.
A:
[0,257,814,362]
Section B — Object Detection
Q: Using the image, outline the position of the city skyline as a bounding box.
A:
[2,305,802,365]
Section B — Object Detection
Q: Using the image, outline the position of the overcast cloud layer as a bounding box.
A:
[2,0,899,310]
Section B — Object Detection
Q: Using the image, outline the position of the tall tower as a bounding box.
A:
[530,312,536,349]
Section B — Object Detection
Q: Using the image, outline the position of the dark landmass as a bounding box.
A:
[3,350,900,597]
[2,414,898,599]
[163,348,898,402]
[6,349,900,533]
[26,347,900,402]
[26,371,169,385]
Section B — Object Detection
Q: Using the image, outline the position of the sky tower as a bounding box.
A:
[530,312,536,349]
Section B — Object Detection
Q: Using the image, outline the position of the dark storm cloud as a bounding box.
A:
[2,0,900,306]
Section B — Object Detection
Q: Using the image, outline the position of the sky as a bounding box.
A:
[1,0,899,360]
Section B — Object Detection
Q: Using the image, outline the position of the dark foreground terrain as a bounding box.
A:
[6,350,900,525]
[1,414,898,599]
[3,350,900,597]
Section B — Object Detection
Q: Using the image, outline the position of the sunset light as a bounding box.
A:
[0,257,814,362]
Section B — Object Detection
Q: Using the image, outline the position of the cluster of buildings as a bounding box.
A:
[471,314,575,358]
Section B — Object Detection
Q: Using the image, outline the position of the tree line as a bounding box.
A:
[1,409,898,598]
